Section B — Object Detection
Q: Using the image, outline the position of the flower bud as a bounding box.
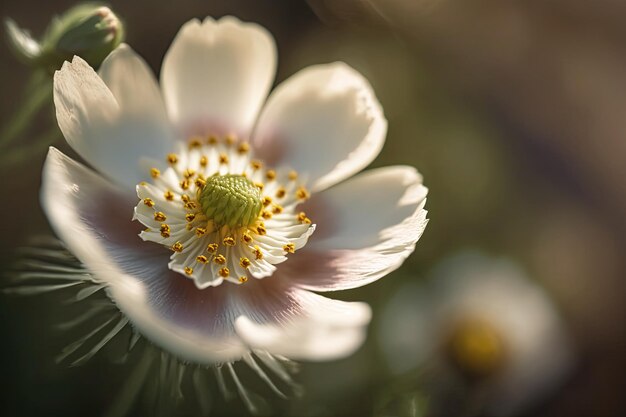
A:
[4,4,124,72]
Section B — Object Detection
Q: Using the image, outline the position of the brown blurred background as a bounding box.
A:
[1,0,625,416]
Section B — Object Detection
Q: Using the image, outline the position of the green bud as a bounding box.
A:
[4,3,124,72]
[199,175,263,229]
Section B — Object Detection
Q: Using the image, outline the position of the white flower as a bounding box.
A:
[378,252,573,416]
[42,16,428,368]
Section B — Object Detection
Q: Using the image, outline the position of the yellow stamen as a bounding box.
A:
[171,242,183,252]
[184,169,195,179]
[164,191,175,201]
[255,182,264,191]
[150,168,160,178]
[288,170,298,181]
[167,153,178,165]
[242,232,253,244]
[252,245,263,260]
[275,187,286,199]
[207,135,218,145]
[196,255,208,264]
[195,227,206,237]
[239,257,251,269]
[160,224,171,238]
[154,212,166,222]
[238,276,248,283]
[296,186,310,200]
[214,254,226,265]
[256,224,267,235]
[180,179,190,190]
[261,210,272,220]
[283,243,295,254]
[251,160,262,170]
[207,243,218,253]
[223,236,236,246]
[143,198,155,207]
[219,267,230,277]
[200,155,208,167]
[265,170,276,181]
[181,194,190,203]
[189,138,203,149]
[262,196,272,207]
[184,201,197,210]
[272,205,283,215]
[184,267,193,275]
[237,142,250,154]
[195,178,206,189]
[225,134,236,145]
[219,153,229,164]
[185,213,196,222]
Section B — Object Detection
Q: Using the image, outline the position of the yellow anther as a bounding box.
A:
[139,181,147,186]
[154,212,167,222]
[296,186,310,200]
[251,160,263,170]
[160,224,171,238]
[225,134,236,145]
[150,167,160,178]
[272,205,283,215]
[261,210,272,220]
[186,224,194,230]
[303,217,312,224]
[275,187,286,199]
[256,224,267,235]
[181,194,190,203]
[184,266,194,275]
[171,241,183,252]
[180,179,190,190]
[219,153,229,164]
[167,153,178,164]
[207,243,218,253]
[288,170,298,181]
[238,276,248,283]
[297,211,312,224]
[237,142,250,154]
[185,213,196,222]
[184,169,196,179]
[164,191,175,201]
[223,236,236,246]
[214,254,226,265]
[189,138,202,148]
[195,178,206,189]
[239,257,251,269]
[196,255,208,264]
[207,135,218,145]
[252,245,263,260]
[195,227,206,237]
[200,155,208,167]
[262,196,272,207]
[185,201,197,210]
[143,198,155,207]
[283,243,295,254]
[218,267,230,278]
[265,170,276,181]
[254,182,264,191]
[242,232,253,244]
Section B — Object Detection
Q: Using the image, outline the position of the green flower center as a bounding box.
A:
[199,174,263,228]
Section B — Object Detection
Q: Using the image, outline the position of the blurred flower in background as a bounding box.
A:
[378,252,574,417]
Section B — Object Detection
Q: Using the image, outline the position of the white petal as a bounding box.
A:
[252,62,387,192]
[161,16,276,138]
[235,290,371,361]
[54,55,175,188]
[286,166,428,291]
[41,148,247,363]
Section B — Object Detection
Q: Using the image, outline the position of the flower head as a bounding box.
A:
[43,16,428,370]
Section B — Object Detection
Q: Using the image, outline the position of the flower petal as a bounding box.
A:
[252,62,387,192]
[235,290,371,361]
[161,16,276,138]
[285,166,428,291]
[54,54,175,188]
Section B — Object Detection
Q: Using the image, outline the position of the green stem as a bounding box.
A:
[0,127,61,169]
[0,71,53,151]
